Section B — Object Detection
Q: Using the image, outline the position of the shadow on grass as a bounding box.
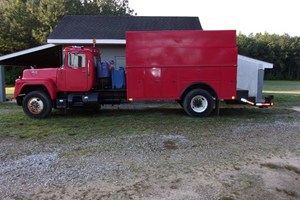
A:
[49,105,288,120]
[51,107,186,119]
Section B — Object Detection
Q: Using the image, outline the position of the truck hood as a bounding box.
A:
[22,68,58,82]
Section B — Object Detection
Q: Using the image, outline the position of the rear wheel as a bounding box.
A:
[22,91,52,118]
[183,89,214,117]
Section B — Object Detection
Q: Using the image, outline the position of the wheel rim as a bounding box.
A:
[190,95,208,113]
[27,97,44,114]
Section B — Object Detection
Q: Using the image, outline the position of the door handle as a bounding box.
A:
[88,61,90,76]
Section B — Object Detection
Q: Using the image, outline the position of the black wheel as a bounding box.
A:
[183,89,214,117]
[22,91,52,118]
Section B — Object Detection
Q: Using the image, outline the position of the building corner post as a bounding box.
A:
[0,65,6,102]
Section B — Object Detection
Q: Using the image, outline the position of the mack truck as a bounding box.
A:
[14,30,273,118]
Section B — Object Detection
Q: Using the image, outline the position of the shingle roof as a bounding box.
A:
[48,15,202,40]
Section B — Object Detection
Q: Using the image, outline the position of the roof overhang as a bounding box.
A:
[47,39,126,45]
[0,44,56,62]
[238,55,273,69]
[0,44,62,67]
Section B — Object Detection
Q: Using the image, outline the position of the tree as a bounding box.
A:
[237,32,300,80]
[95,0,134,15]
[0,0,135,54]
[29,0,85,44]
[0,0,39,54]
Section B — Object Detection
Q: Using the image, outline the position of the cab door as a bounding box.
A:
[61,52,89,92]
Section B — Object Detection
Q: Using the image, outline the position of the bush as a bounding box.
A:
[5,66,27,86]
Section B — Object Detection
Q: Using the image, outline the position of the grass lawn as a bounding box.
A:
[263,81,300,107]
[264,81,300,94]
[0,81,299,139]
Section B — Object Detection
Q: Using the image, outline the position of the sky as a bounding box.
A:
[129,0,299,36]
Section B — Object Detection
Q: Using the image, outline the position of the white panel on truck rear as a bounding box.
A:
[237,55,273,101]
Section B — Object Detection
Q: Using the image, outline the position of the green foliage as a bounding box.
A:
[4,66,27,86]
[237,33,300,80]
[28,0,85,44]
[81,0,135,16]
[0,0,40,54]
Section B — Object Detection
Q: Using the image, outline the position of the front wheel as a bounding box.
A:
[183,89,214,117]
[22,91,52,118]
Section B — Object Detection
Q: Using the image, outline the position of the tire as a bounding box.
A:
[183,89,214,117]
[22,91,52,118]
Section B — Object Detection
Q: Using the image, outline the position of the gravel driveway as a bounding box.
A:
[0,106,300,199]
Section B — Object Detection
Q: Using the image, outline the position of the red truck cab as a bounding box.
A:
[14,46,101,118]
[56,46,100,92]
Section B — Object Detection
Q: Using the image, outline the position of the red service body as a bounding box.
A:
[126,30,237,101]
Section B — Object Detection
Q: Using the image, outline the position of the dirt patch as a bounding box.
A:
[258,155,300,198]
[1,106,300,199]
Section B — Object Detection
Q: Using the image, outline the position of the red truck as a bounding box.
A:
[14,30,273,118]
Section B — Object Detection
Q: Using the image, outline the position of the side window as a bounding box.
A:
[68,53,86,69]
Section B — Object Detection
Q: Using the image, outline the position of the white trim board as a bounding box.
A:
[47,39,126,45]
